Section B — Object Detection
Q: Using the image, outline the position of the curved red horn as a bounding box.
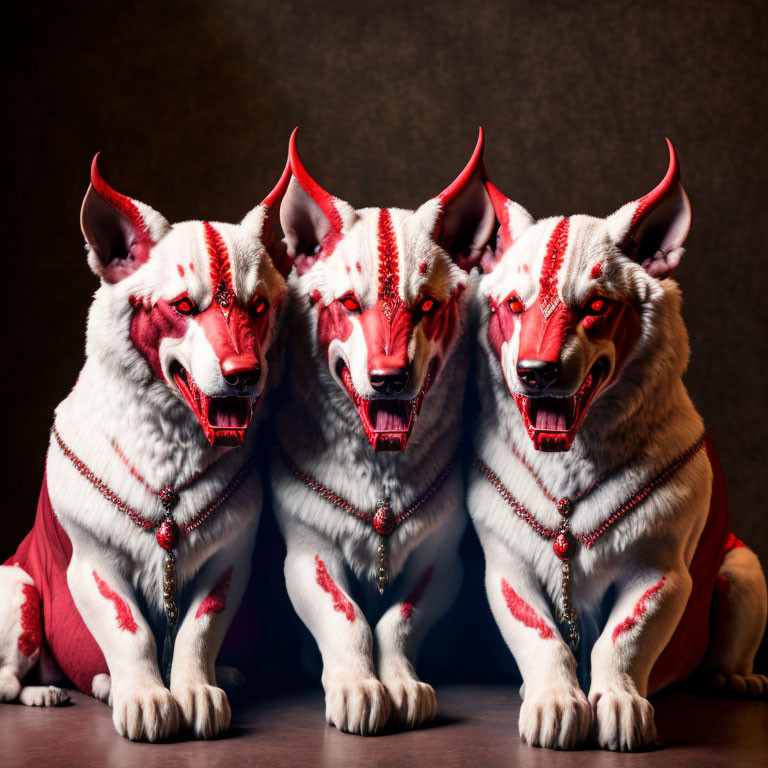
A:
[261,158,291,210]
[90,153,153,244]
[437,127,486,206]
[486,179,514,253]
[627,138,680,231]
[288,127,344,233]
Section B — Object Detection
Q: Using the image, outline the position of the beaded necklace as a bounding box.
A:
[473,434,706,647]
[51,424,256,681]
[275,438,460,594]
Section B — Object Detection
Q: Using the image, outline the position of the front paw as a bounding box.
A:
[173,683,231,739]
[519,686,591,749]
[590,686,655,751]
[112,683,180,742]
[324,675,391,735]
[381,672,437,728]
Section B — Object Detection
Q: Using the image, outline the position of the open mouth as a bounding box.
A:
[513,358,609,452]
[170,362,259,447]
[336,359,437,452]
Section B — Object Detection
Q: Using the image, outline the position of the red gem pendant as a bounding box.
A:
[156,517,180,550]
[553,532,573,560]
[373,501,395,536]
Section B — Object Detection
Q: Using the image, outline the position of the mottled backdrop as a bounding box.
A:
[2,0,766,678]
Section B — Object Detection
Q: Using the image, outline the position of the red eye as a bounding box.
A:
[252,295,269,315]
[341,294,362,313]
[171,296,196,315]
[419,296,439,314]
[507,294,525,314]
[584,295,607,315]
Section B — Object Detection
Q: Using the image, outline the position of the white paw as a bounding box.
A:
[382,675,437,728]
[711,672,768,698]
[91,673,112,704]
[0,668,21,702]
[324,676,391,735]
[173,683,231,739]
[112,683,180,742]
[519,686,591,749]
[18,685,70,707]
[590,687,655,751]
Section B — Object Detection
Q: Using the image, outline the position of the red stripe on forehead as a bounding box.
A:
[203,222,235,309]
[538,218,570,317]
[377,209,400,319]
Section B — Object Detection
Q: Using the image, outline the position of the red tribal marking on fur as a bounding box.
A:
[419,260,428,275]
[538,218,570,317]
[314,555,355,622]
[189,261,195,273]
[377,209,400,319]
[195,566,234,618]
[18,583,42,657]
[612,575,667,643]
[590,262,603,279]
[401,565,435,620]
[130,299,190,381]
[177,264,185,277]
[92,571,138,633]
[203,222,235,308]
[501,578,554,639]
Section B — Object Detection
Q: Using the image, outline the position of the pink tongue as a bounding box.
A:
[372,401,410,432]
[208,397,250,428]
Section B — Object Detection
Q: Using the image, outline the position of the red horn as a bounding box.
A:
[288,127,344,233]
[261,158,291,210]
[90,153,153,245]
[437,127,486,206]
[625,138,680,238]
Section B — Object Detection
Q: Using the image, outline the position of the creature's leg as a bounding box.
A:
[283,522,390,735]
[373,513,464,728]
[67,544,179,742]
[0,565,67,705]
[589,559,692,752]
[170,526,256,739]
[706,544,768,697]
[477,530,592,750]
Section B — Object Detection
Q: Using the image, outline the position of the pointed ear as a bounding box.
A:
[80,154,169,284]
[482,180,534,273]
[425,127,497,272]
[607,139,692,278]
[279,128,356,275]
[240,158,293,278]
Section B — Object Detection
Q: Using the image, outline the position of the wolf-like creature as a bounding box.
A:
[468,140,767,751]
[0,157,290,741]
[270,129,495,734]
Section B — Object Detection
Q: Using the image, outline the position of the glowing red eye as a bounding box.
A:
[341,294,362,313]
[172,296,196,315]
[252,295,269,315]
[585,296,607,315]
[419,295,440,314]
[507,295,525,314]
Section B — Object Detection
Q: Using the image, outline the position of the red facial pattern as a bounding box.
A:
[314,555,355,622]
[18,583,42,657]
[612,575,667,643]
[195,566,233,618]
[92,570,138,633]
[501,578,554,639]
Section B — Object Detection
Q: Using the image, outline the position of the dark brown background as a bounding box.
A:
[2,0,766,674]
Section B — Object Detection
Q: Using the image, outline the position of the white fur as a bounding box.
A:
[469,205,767,751]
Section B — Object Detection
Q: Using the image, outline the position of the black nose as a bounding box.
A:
[223,367,261,388]
[369,369,409,396]
[517,359,559,392]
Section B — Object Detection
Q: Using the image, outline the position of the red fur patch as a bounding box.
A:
[195,566,234,618]
[501,578,554,639]
[189,261,195,273]
[177,263,185,277]
[418,260,428,275]
[401,565,434,619]
[130,299,190,380]
[203,222,234,303]
[590,261,603,279]
[355,261,362,273]
[377,209,400,318]
[18,583,42,657]
[314,555,355,622]
[360,303,413,372]
[612,575,667,643]
[93,571,138,634]
[538,218,570,317]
